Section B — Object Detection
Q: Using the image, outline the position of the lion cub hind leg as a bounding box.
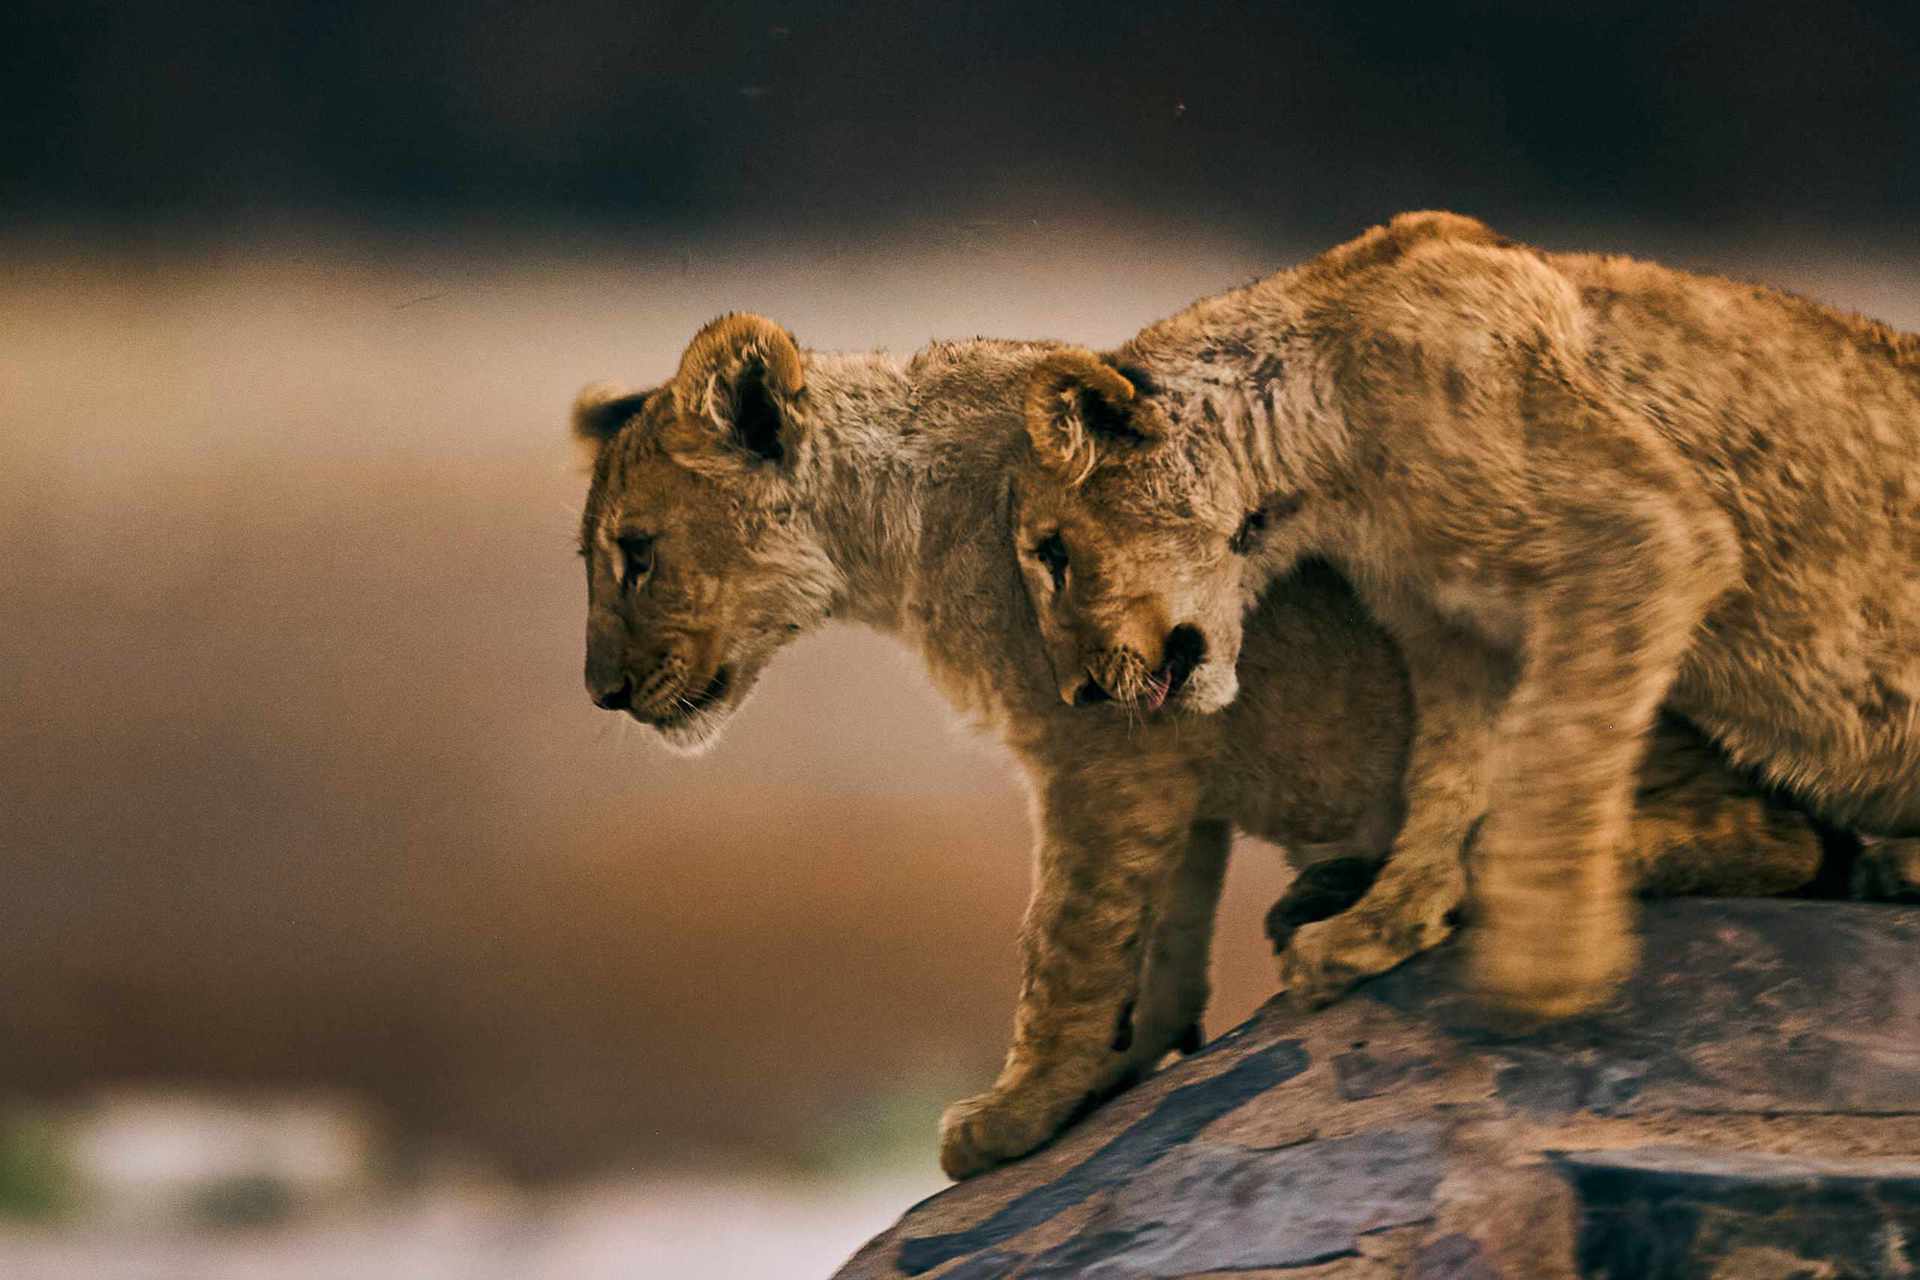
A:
[1625,713,1823,898]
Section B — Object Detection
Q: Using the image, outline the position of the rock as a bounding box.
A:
[834,901,1920,1279]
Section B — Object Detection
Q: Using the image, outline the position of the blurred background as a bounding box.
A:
[3,1,1918,1274]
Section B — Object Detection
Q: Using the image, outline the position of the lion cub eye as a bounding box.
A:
[1230,493,1303,555]
[1229,507,1269,556]
[617,533,656,589]
[1033,532,1070,591]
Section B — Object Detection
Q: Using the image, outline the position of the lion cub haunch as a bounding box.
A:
[1015,211,1920,1019]
[571,311,1829,1182]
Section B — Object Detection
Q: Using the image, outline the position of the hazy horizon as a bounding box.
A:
[7,214,1918,1180]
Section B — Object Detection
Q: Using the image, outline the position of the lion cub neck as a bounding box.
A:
[796,342,1047,634]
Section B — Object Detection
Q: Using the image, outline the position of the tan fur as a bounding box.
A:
[571,313,1835,1178]
[1016,211,1920,1020]
[1023,348,1162,486]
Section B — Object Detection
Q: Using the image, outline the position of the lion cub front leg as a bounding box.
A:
[939,766,1203,1180]
[1278,611,1502,1006]
[1133,818,1233,1060]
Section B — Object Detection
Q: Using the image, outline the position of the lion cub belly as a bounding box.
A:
[1205,562,1415,867]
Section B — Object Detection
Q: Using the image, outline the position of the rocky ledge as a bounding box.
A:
[835,900,1920,1279]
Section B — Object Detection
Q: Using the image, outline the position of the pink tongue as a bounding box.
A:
[1145,673,1170,712]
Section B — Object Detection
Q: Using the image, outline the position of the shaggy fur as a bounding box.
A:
[573,314,1834,1179]
[1017,212,1920,1021]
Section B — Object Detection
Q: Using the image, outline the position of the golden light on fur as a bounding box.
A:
[672,314,804,408]
[1009,210,1920,1022]
[573,314,1863,1182]
[1022,348,1159,487]
[570,380,649,463]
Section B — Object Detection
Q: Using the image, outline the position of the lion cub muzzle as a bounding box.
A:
[584,612,635,710]
[1074,623,1207,711]
[585,630,731,728]
[629,652,733,727]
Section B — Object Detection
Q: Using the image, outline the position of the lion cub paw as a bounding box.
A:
[1277,913,1447,1009]
[1469,911,1636,1021]
[1263,857,1380,954]
[937,1088,1061,1181]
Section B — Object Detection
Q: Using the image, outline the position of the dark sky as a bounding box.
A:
[6,0,1919,237]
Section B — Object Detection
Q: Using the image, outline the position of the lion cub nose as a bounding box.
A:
[1163,624,1206,679]
[591,676,634,711]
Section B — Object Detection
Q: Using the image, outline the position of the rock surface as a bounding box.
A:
[834,901,1920,1279]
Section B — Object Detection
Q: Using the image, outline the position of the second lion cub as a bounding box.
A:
[1016,212,1920,1017]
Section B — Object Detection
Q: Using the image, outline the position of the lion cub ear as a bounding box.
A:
[1023,348,1166,482]
[669,313,807,467]
[570,383,657,461]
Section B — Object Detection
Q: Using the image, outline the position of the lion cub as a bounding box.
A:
[1016,212,1920,1017]
[571,314,1831,1179]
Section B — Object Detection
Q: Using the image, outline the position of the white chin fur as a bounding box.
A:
[655,711,731,755]
[649,664,762,755]
[1176,663,1240,714]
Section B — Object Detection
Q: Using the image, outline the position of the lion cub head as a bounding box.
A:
[1013,348,1254,715]
[571,314,838,751]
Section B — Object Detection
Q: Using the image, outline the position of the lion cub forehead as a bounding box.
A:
[589,437,708,530]
[1086,446,1235,525]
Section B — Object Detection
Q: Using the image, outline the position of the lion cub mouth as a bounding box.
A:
[647,666,732,726]
[1142,660,1187,712]
[1144,626,1206,711]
